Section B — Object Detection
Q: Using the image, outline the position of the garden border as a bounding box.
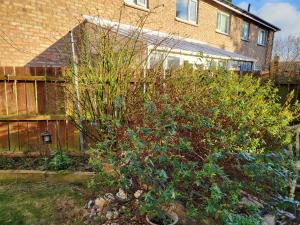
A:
[0,152,87,158]
[0,170,95,184]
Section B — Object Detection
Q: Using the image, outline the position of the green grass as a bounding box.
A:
[0,182,88,225]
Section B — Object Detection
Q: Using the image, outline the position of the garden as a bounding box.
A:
[1,21,300,225]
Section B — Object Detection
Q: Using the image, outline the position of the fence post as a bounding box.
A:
[270,55,279,78]
[70,30,85,153]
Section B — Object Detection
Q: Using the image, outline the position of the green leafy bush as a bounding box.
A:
[87,69,298,224]
[65,20,299,224]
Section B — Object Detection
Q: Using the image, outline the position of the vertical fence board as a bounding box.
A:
[58,120,67,151]
[67,121,80,152]
[18,122,29,152]
[0,82,6,115]
[47,82,57,114]
[47,120,58,150]
[6,82,17,115]
[26,82,36,114]
[37,82,47,114]
[0,122,9,151]
[27,121,39,152]
[8,122,19,152]
[56,83,66,114]
[17,82,27,115]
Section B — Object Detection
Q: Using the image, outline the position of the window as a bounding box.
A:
[176,0,198,23]
[125,0,147,8]
[216,12,230,34]
[149,53,164,68]
[241,22,249,41]
[228,60,253,72]
[257,29,266,46]
[240,61,253,72]
[167,56,181,69]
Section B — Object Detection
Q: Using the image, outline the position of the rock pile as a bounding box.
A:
[84,189,143,225]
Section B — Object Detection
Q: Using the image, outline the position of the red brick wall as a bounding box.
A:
[0,0,275,68]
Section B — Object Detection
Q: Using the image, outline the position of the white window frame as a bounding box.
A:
[176,0,198,24]
[216,11,230,35]
[257,29,266,46]
[125,0,147,8]
[241,21,250,41]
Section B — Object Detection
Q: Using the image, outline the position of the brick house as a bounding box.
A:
[0,0,281,152]
[0,0,280,72]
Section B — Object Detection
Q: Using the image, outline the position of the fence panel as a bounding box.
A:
[0,66,80,154]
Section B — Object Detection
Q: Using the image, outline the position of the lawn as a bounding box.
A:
[0,182,88,225]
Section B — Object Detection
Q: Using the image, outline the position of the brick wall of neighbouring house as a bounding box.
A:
[0,0,274,68]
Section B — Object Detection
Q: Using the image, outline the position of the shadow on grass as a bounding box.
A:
[0,182,88,225]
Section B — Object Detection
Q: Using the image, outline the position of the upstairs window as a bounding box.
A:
[216,12,230,34]
[125,0,147,8]
[176,0,198,24]
[257,29,266,46]
[241,21,249,41]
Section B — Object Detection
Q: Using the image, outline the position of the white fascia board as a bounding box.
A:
[211,0,278,32]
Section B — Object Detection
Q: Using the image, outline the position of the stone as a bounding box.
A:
[94,197,107,212]
[89,208,97,219]
[170,201,198,225]
[106,210,113,220]
[104,193,115,202]
[116,188,127,201]
[134,190,143,199]
[85,200,94,209]
[239,195,263,208]
[262,214,275,225]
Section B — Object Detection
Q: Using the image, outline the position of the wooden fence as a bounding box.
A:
[0,66,79,154]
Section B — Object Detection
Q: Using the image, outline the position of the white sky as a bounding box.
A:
[237,1,300,39]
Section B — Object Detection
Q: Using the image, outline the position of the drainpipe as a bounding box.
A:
[70,30,85,153]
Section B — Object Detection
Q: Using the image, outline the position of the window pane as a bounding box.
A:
[217,13,221,30]
[176,0,189,20]
[258,32,262,44]
[258,30,265,45]
[241,22,249,40]
[240,61,253,72]
[217,13,229,33]
[149,53,164,68]
[137,0,146,6]
[189,0,197,22]
[167,56,181,69]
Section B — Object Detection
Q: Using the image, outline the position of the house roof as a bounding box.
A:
[214,0,281,32]
[83,15,256,62]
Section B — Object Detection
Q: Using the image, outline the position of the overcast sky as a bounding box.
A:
[233,0,300,39]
